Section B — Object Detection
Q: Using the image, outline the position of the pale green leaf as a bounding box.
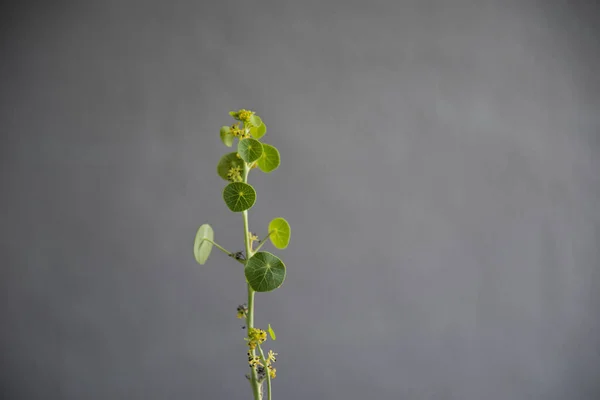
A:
[257,143,280,173]
[219,126,234,147]
[268,324,276,340]
[238,138,264,163]
[193,224,214,265]
[249,114,262,128]
[250,119,266,139]
[268,217,290,249]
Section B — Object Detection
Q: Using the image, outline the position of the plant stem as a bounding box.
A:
[247,286,260,399]
[253,231,274,253]
[257,344,272,400]
[200,239,245,264]
[243,160,262,400]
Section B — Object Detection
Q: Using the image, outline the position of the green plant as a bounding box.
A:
[193,109,290,400]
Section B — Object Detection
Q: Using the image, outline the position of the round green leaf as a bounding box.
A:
[250,118,266,139]
[257,143,280,173]
[193,224,214,265]
[269,217,290,249]
[249,114,261,127]
[217,152,244,181]
[238,138,263,163]
[220,126,233,147]
[223,182,256,212]
[245,251,286,292]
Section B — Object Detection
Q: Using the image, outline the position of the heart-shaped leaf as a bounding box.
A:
[268,217,290,249]
[223,182,256,212]
[245,251,286,292]
[238,138,263,163]
[217,152,244,181]
[193,224,214,265]
[257,143,280,173]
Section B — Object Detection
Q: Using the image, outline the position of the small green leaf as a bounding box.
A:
[268,324,276,340]
[217,152,244,181]
[238,138,264,163]
[219,126,234,147]
[250,118,266,139]
[268,217,290,249]
[193,224,214,265]
[223,182,256,212]
[229,111,238,118]
[257,143,280,173]
[245,251,286,292]
[249,114,262,128]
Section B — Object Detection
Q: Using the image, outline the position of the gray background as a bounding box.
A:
[1,1,599,399]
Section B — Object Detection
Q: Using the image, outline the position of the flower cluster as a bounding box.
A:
[229,122,250,139]
[227,166,242,182]
[246,328,267,350]
[236,304,248,319]
[248,352,263,368]
[232,109,255,123]
[247,351,278,380]
[265,349,277,378]
[267,350,277,364]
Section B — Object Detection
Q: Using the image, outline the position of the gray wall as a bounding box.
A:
[1,1,599,399]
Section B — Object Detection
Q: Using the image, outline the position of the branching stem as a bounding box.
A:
[257,344,272,400]
[243,160,262,400]
[253,231,274,253]
[200,239,245,264]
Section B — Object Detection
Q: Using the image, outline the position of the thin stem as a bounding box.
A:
[257,344,272,400]
[200,239,245,264]
[243,160,261,399]
[247,286,260,399]
[253,231,274,253]
[243,164,252,259]
[243,213,251,259]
